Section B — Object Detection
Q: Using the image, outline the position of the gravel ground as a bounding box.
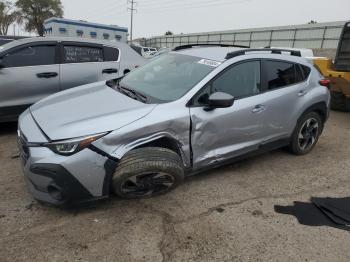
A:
[0,111,350,262]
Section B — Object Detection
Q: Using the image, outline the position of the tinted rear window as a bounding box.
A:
[265,60,296,89]
[63,45,103,63]
[264,61,311,90]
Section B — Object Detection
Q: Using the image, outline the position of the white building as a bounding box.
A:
[44,18,128,43]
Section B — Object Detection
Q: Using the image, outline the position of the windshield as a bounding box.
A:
[120,53,218,103]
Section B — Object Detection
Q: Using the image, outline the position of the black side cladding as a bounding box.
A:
[102,158,119,196]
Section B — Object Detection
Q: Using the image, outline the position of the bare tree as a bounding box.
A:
[0,1,21,35]
[15,0,63,36]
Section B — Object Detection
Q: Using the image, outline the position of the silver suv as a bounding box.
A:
[0,37,145,122]
[17,45,330,205]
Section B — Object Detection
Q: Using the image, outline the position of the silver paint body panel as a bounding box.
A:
[18,47,330,203]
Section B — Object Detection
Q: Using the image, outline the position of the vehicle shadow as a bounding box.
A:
[0,122,17,135]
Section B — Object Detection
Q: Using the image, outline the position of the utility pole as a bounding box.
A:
[127,0,137,43]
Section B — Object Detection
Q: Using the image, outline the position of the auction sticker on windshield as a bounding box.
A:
[197,59,222,67]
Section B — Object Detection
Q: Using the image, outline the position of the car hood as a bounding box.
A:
[30,81,157,141]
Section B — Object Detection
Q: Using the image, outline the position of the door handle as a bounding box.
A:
[298,90,308,97]
[102,68,119,74]
[37,72,58,78]
[252,104,266,113]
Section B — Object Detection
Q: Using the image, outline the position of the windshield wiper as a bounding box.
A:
[117,85,148,103]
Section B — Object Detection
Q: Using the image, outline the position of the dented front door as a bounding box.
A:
[190,95,267,169]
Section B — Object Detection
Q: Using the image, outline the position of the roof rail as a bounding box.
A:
[225,48,302,59]
[173,43,249,51]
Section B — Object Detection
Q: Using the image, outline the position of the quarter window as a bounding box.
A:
[2,45,56,68]
[301,65,311,79]
[211,61,261,98]
[104,47,119,62]
[63,45,103,63]
[295,64,304,83]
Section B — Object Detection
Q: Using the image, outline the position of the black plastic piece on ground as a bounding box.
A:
[274,197,350,232]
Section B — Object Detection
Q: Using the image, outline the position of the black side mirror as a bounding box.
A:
[205,92,234,110]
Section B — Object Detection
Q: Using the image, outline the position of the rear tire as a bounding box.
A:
[289,112,323,155]
[331,91,350,112]
[112,147,184,199]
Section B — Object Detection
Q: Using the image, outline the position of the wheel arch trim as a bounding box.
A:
[301,101,329,123]
[111,132,191,168]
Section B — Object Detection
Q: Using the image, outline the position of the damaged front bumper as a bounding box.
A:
[17,111,118,206]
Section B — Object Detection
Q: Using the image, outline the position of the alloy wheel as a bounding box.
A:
[298,118,319,152]
[120,172,175,197]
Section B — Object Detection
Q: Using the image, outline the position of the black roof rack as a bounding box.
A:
[173,43,249,51]
[225,48,302,59]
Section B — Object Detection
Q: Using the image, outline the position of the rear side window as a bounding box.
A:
[2,45,56,68]
[104,47,119,61]
[264,60,295,90]
[63,45,103,63]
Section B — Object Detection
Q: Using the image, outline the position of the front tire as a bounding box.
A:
[289,112,323,155]
[112,147,184,199]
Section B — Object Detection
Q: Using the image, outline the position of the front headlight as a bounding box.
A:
[46,132,107,156]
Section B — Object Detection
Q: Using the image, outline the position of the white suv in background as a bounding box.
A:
[0,37,146,122]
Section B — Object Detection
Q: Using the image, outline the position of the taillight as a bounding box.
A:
[319,79,331,88]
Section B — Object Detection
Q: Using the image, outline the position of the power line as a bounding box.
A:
[127,0,137,42]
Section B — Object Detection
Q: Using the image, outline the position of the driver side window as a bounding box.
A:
[2,45,56,68]
[213,60,261,98]
[194,60,261,106]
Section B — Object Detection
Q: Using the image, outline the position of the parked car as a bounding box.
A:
[152,47,171,57]
[18,45,330,206]
[0,37,146,122]
[130,45,158,59]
